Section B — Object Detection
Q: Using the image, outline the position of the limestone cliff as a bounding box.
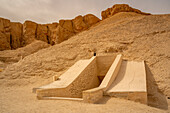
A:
[0,18,11,50]
[0,4,151,51]
[101,4,151,20]
[0,14,100,50]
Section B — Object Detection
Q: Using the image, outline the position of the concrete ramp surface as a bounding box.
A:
[106,60,147,104]
[36,56,100,98]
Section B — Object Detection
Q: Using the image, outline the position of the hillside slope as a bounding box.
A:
[0,12,170,111]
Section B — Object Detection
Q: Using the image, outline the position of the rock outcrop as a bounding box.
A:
[36,24,48,43]
[72,15,88,33]
[47,23,58,45]
[101,4,151,20]
[0,18,11,50]
[0,4,152,51]
[56,14,100,43]
[83,14,100,27]
[22,21,37,46]
[0,12,100,50]
[10,22,23,49]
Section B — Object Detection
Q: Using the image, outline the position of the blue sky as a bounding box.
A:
[0,0,170,24]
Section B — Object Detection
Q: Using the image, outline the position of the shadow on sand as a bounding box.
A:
[145,64,168,110]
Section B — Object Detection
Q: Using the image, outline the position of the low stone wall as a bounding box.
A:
[83,87,104,103]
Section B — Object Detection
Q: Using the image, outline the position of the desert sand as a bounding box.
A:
[0,8,170,113]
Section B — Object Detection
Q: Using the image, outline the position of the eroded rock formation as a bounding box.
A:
[83,14,100,27]
[101,4,151,20]
[1,4,150,51]
[72,15,88,33]
[0,18,11,50]
[0,14,100,51]
[10,22,23,49]
[56,14,100,43]
[22,21,37,46]
[36,24,48,43]
[46,23,58,45]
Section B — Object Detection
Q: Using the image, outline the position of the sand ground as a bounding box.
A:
[0,77,169,113]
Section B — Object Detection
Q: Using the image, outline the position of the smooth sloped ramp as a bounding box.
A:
[36,56,100,99]
[105,60,147,104]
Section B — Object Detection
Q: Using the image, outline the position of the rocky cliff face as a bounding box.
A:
[101,4,151,20]
[56,14,100,43]
[0,4,151,51]
[46,23,58,45]
[0,14,100,51]
[0,18,11,50]
[10,22,23,49]
[22,21,37,46]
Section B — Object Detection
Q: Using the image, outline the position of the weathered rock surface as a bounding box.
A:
[55,14,100,43]
[83,14,100,27]
[22,21,37,46]
[101,4,151,20]
[72,15,88,33]
[59,20,74,32]
[10,22,23,49]
[47,23,58,45]
[36,24,48,43]
[56,25,75,43]
[0,14,100,50]
[0,18,11,50]
[0,40,50,64]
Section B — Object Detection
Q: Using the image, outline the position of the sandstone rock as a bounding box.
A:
[36,24,48,43]
[10,22,23,49]
[72,15,87,33]
[83,14,100,27]
[59,20,74,32]
[54,20,75,43]
[0,18,11,50]
[101,4,151,20]
[55,25,75,43]
[47,23,58,45]
[101,8,112,20]
[0,14,100,49]
[22,20,37,46]
[55,14,100,44]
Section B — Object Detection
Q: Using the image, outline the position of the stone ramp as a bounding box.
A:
[105,60,147,104]
[36,56,100,99]
[39,60,90,89]
[35,54,147,104]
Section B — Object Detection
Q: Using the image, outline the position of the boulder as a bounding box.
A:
[10,22,23,49]
[0,18,11,50]
[101,4,151,20]
[36,24,48,43]
[22,20,37,46]
[83,14,100,27]
[72,15,87,33]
